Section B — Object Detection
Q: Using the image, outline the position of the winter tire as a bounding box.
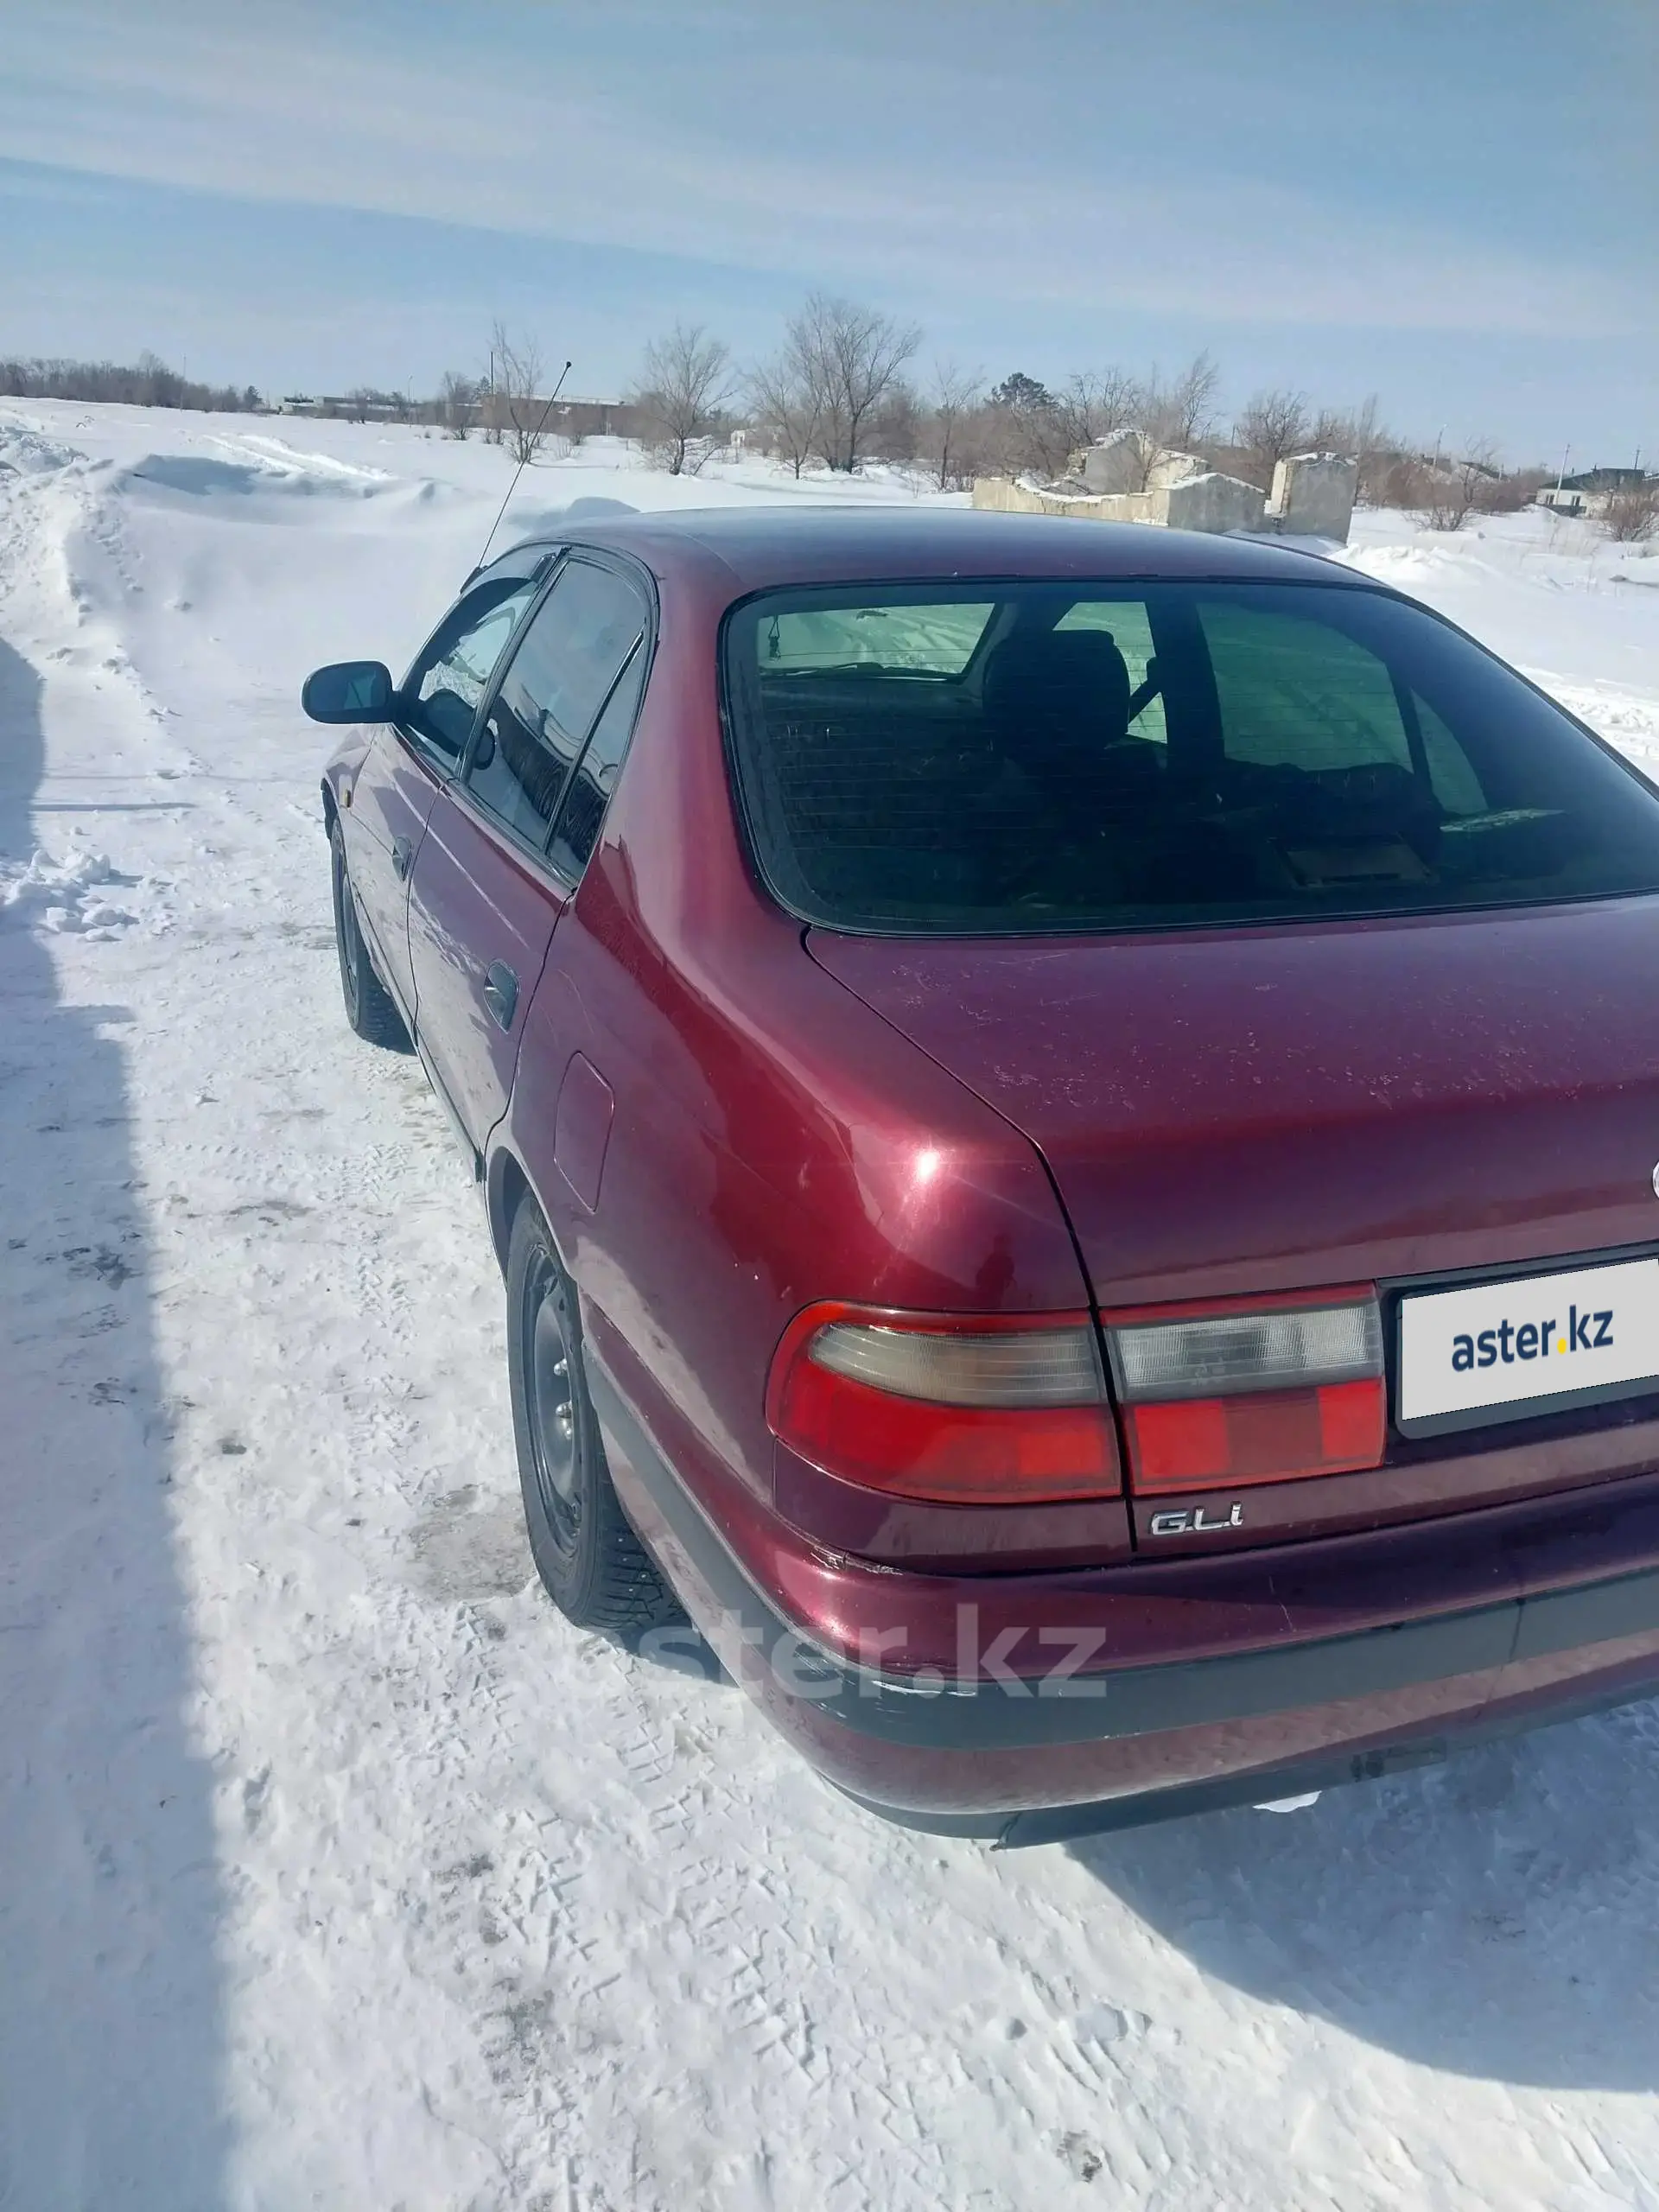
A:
[507,1192,683,1637]
[331,817,410,1050]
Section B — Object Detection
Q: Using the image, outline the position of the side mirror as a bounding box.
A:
[302,660,394,724]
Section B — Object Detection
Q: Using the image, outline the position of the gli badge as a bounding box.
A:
[1147,1503,1245,1537]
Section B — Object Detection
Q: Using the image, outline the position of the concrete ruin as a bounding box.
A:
[973,444,1357,543]
[1077,427,1162,494]
[1263,451,1359,539]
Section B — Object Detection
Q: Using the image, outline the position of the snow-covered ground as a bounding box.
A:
[5,400,1659,2212]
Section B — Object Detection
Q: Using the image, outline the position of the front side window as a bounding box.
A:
[402,578,538,762]
[466,559,647,849]
[723,580,1659,934]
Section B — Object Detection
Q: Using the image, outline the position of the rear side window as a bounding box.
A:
[722,580,1659,934]
[761,601,993,674]
[466,559,647,849]
[550,643,647,876]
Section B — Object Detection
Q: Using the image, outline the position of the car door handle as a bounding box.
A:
[391,835,413,881]
[483,961,518,1032]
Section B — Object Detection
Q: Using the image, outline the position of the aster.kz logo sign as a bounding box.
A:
[1398,1255,1659,1427]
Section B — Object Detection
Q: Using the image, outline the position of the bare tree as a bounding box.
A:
[785,292,922,472]
[439,369,477,440]
[134,351,186,409]
[631,321,734,474]
[1478,465,1551,515]
[1426,440,1500,532]
[863,379,922,465]
[746,352,822,479]
[1057,367,1140,454]
[1235,387,1312,488]
[1308,394,1396,502]
[1311,393,1380,457]
[982,358,1213,487]
[1143,352,1220,453]
[489,321,550,467]
[920,361,983,490]
[1378,454,1433,512]
[1603,480,1659,542]
[1087,357,1224,493]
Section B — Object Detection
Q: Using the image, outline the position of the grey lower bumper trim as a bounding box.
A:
[839,1734,1452,1845]
[855,1657,1659,1847]
[589,1357,1659,1758]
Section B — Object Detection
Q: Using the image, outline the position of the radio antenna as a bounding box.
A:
[474,357,573,571]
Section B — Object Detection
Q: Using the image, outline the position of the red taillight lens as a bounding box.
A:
[1105,1290,1387,1495]
[767,1305,1121,1505]
[1122,1377,1386,1492]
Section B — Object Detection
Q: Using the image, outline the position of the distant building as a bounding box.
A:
[1538,466,1651,517]
[277,395,406,422]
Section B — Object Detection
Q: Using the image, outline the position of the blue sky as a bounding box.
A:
[1,0,1654,461]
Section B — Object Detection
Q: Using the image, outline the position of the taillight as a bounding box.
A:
[766,1303,1120,1504]
[1104,1288,1386,1494]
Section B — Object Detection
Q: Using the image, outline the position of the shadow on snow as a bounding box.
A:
[1070,1702,1659,2089]
[0,634,230,2202]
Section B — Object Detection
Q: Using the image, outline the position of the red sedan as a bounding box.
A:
[305,507,1659,1844]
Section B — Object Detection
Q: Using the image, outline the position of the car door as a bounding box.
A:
[343,563,543,1018]
[406,553,652,1152]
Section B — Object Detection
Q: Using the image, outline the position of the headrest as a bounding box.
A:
[982,628,1131,738]
[982,627,1135,807]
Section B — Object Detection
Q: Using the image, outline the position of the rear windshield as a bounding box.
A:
[722,580,1659,934]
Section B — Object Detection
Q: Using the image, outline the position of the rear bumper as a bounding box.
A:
[590,1356,1659,1842]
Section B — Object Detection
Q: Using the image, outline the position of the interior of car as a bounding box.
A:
[731,582,1659,932]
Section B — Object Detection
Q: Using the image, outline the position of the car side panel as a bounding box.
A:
[340,724,443,1018]
[493,567,1105,1562]
[407,785,567,1151]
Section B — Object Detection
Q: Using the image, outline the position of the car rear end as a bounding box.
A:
[678,544,1659,1838]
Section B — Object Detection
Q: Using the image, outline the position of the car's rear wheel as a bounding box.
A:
[330,817,410,1049]
[506,1192,683,1637]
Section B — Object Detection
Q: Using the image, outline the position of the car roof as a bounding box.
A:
[498,505,1369,598]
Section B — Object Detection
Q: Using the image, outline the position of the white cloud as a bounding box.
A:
[0,0,1645,340]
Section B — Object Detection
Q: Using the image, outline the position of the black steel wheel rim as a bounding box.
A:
[524,1250,582,1556]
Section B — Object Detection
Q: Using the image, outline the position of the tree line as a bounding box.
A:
[5,317,1646,543]
[594,296,1564,531]
[0,353,262,414]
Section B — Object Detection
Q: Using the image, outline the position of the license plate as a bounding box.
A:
[1397,1255,1659,1431]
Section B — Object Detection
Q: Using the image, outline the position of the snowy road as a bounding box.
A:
[5,404,1659,2209]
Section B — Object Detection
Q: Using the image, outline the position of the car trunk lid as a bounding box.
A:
[809,898,1659,1544]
